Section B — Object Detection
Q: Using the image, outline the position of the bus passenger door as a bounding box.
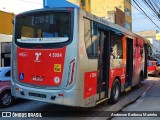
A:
[97,30,110,102]
[125,38,133,90]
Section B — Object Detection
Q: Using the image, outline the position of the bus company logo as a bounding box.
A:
[34,52,42,62]
[19,52,28,57]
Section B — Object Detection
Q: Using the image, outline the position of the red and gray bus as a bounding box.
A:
[11,7,148,107]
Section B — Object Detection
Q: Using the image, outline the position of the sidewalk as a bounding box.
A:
[93,78,150,120]
[112,77,160,120]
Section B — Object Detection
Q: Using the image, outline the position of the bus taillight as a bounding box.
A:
[67,59,76,86]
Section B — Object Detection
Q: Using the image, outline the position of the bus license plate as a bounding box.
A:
[32,76,44,82]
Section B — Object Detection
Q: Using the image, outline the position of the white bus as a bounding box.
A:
[11,7,148,107]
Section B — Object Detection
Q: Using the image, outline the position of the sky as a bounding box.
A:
[0,0,43,14]
[132,0,160,32]
[0,0,159,32]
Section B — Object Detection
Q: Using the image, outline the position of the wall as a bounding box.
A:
[0,11,14,67]
[0,11,14,35]
[115,8,125,27]
[156,33,160,40]
[67,0,80,6]
[90,0,124,17]
[0,34,12,67]
[79,0,132,30]
[135,30,158,39]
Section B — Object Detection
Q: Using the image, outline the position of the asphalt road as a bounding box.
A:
[0,77,153,120]
[112,77,160,120]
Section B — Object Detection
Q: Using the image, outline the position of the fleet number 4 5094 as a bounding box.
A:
[49,53,62,58]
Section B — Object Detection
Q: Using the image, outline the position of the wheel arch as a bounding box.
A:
[0,89,11,96]
[114,76,121,91]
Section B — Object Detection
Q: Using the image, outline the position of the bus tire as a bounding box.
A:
[109,79,120,104]
[0,91,14,108]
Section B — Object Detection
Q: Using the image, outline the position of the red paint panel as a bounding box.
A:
[148,66,156,72]
[84,71,97,99]
[109,67,126,88]
[17,47,66,86]
[135,46,141,72]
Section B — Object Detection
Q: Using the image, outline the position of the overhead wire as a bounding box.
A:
[132,0,160,30]
[142,0,158,16]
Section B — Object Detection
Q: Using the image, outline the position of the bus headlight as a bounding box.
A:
[66,58,76,86]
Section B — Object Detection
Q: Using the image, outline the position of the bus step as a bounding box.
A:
[124,87,131,92]
[96,98,109,105]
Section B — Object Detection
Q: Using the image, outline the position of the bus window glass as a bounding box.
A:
[16,12,70,44]
[21,26,34,38]
[111,33,123,59]
[37,29,42,38]
[84,18,98,59]
[84,18,92,57]
[148,62,153,66]
[116,34,123,59]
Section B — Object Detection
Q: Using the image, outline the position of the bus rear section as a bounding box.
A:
[11,8,148,108]
[11,8,82,107]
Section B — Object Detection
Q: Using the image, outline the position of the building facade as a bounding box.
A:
[135,30,159,39]
[136,30,160,61]
[68,0,132,30]
[0,10,14,67]
[156,33,160,40]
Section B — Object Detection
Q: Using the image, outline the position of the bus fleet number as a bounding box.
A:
[90,73,97,78]
[49,53,62,58]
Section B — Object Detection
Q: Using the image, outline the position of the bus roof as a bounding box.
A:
[81,9,149,44]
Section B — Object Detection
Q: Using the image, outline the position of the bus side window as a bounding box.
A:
[84,18,98,59]
[116,34,123,59]
[110,32,123,59]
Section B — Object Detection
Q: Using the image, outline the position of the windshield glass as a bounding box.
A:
[148,62,157,66]
[148,62,153,66]
[16,12,70,44]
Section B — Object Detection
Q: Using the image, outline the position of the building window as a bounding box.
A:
[124,8,131,16]
[126,0,131,3]
[81,0,86,6]
[125,22,131,30]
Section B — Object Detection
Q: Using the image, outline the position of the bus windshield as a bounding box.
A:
[16,12,71,44]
